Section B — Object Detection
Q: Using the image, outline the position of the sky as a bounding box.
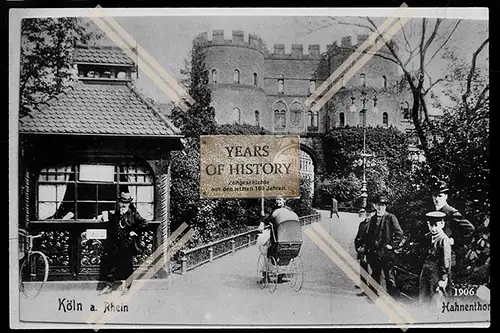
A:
[85,13,488,105]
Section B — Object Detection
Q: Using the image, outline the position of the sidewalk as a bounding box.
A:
[16,211,490,327]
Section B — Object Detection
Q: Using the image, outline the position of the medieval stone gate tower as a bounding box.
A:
[193,30,413,196]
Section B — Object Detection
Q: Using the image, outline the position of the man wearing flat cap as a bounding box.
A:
[419,211,452,304]
[98,192,148,295]
[364,194,403,299]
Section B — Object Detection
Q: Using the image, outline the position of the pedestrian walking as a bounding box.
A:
[330,196,340,219]
[364,194,403,299]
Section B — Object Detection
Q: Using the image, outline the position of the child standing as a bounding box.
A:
[419,211,452,304]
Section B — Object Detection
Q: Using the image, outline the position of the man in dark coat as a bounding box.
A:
[98,192,148,295]
[354,202,376,295]
[431,180,475,276]
[364,194,403,299]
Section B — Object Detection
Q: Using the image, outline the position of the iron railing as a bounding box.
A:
[175,213,321,275]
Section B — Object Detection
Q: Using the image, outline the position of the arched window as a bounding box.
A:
[278,79,284,94]
[339,112,345,127]
[212,69,218,83]
[233,69,240,84]
[309,80,316,94]
[382,75,387,90]
[360,73,366,87]
[383,112,389,126]
[359,110,367,126]
[253,73,258,86]
[233,108,241,124]
[274,101,287,129]
[307,110,318,128]
[255,110,260,126]
[290,102,303,127]
[403,101,410,119]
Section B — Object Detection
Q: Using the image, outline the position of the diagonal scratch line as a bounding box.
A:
[310,11,413,113]
[85,223,189,328]
[305,3,409,107]
[310,223,416,326]
[92,5,195,107]
[88,8,191,111]
[88,229,194,331]
[305,228,411,331]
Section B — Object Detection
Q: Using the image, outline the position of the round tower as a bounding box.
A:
[327,34,405,130]
[194,30,268,126]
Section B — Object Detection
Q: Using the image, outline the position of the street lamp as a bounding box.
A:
[351,89,377,214]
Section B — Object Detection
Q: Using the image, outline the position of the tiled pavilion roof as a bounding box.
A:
[19,82,181,137]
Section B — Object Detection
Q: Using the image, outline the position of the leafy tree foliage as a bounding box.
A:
[20,18,101,117]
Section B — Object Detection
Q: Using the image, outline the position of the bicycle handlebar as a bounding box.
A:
[18,229,43,239]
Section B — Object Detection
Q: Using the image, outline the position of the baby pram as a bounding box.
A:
[257,218,304,293]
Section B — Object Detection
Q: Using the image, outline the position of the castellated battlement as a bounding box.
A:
[193,30,267,54]
[333,34,398,53]
[268,43,323,60]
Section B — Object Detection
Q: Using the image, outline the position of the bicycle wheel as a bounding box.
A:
[20,251,49,298]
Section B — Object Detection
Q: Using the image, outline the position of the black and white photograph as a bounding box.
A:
[9,7,489,329]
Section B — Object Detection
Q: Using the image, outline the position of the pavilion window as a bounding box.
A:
[37,163,154,221]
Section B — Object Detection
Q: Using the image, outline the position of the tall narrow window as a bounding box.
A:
[359,110,367,126]
[212,69,218,83]
[233,108,241,124]
[339,112,345,127]
[274,101,287,129]
[383,112,389,126]
[253,73,258,86]
[382,75,387,90]
[309,80,316,94]
[233,69,240,84]
[278,79,284,94]
[403,101,410,119]
[255,110,260,126]
[360,73,366,87]
[312,111,318,127]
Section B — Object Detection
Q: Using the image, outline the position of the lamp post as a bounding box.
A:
[349,89,378,214]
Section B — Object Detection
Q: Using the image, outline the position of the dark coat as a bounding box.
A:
[354,218,370,250]
[101,208,148,281]
[365,212,403,258]
[438,204,475,246]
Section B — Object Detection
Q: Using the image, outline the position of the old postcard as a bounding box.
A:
[9,6,489,329]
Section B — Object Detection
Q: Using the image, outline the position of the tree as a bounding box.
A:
[20,18,101,117]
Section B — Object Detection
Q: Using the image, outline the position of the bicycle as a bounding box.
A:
[19,228,49,298]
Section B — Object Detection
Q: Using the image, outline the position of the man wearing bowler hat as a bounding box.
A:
[354,202,376,295]
[364,194,403,299]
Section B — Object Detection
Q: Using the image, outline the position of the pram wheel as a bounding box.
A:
[266,256,278,293]
[257,253,267,289]
[288,256,304,292]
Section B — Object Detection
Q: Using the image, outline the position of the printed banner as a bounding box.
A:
[199,135,300,198]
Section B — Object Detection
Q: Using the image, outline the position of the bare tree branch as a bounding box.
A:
[424,78,446,96]
[329,17,377,33]
[425,20,461,67]
[473,85,490,111]
[399,17,413,54]
[463,38,489,107]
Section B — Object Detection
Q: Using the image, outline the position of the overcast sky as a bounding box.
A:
[91,15,487,105]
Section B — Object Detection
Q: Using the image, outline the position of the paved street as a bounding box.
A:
[17,210,490,327]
